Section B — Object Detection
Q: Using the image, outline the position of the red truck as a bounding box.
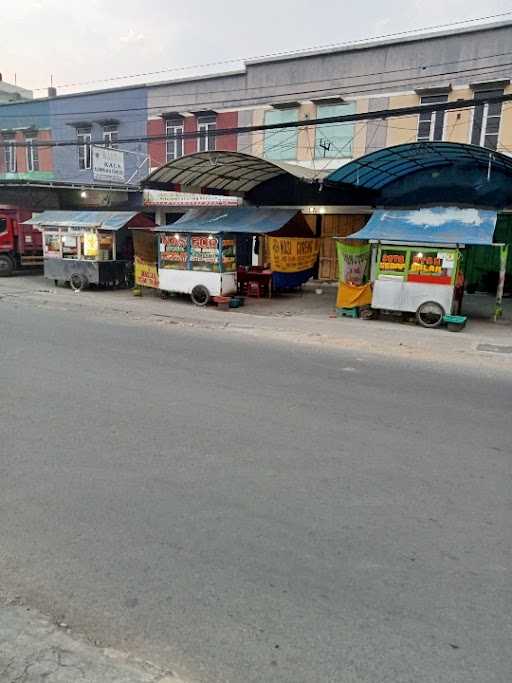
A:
[0,206,43,276]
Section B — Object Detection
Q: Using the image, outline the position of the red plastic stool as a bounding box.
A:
[245,281,261,298]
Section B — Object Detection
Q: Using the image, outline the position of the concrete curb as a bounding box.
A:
[2,278,512,373]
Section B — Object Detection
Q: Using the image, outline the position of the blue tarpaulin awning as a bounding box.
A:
[158,208,304,234]
[347,207,497,245]
[25,211,140,231]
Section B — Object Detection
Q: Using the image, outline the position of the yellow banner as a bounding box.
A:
[135,258,159,289]
[83,232,98,258]
[267,237,319,273]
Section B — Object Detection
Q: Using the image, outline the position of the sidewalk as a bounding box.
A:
[1,274,512,371]
[0,600,181,683]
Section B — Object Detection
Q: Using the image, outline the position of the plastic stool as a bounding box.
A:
[246,281,261,298]
[336,307,359,318]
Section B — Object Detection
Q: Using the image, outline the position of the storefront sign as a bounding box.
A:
[93,146,125,183]
[336,242,371,284]
[268,237,319,273]
[143,189,241,208]
[135,260,159,288]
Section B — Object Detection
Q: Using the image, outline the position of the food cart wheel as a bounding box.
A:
[191,285,210,306]
[70,273,88,292]
[416,301,444,328]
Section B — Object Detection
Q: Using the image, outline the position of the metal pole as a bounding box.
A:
[494,244,508,322]
[370,243,378,282]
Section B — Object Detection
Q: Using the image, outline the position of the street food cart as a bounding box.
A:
[25,211,155,291]
[372,243,461,327]
[132,208,319,305]
[159,229,237,305]
[346,207,499,327]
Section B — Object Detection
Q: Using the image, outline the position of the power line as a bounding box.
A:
[27,10,512,92]
[2,93,511,149]
[8,102,512,163]
[2,57,512,123]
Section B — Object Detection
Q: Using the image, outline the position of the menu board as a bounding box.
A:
[160,235,188,270]
[190,235,220,272]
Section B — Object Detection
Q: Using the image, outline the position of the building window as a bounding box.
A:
[264,108,299,161]
[77,127,92,169]
[103,125,119,149]
[315,101,356,159]
[197,116,216,152]
[471,89,503,151]
[26,139,39,172]
[166,120,184,161]
[417,95,448,142]
[4,139,16,172]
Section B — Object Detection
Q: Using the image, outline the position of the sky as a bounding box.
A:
[2,0,512,95]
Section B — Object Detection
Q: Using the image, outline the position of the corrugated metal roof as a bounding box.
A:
[143,151,318,194]
[326,142,512,191]
[158,207,301,234]
[25,211,139,231]
[346,207,497,245]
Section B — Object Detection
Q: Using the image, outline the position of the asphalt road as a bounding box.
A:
[0,300,511,683]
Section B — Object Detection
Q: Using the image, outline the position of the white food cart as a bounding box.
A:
[131,226,236,305]
[372,243,461,327]
[132,207,318,306]
[158,230,237,305]
[346,207,500,327]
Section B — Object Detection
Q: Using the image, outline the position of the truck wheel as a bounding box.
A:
[70,273,88,292]
[191,285,210,306]
[0,255,14,277]
[416,301,444,328]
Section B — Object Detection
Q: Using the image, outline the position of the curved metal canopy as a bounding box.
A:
[326,142,512,191]
[142,151,318,194]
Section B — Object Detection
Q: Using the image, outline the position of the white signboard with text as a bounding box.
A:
[143,189,242,208]
[93,146,125,183]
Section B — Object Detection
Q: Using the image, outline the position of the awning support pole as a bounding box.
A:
[494,244,508,322]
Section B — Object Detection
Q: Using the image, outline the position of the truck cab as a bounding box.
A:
[0,206,43,276]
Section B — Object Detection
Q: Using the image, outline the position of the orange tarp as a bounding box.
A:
[336,282,373,308]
